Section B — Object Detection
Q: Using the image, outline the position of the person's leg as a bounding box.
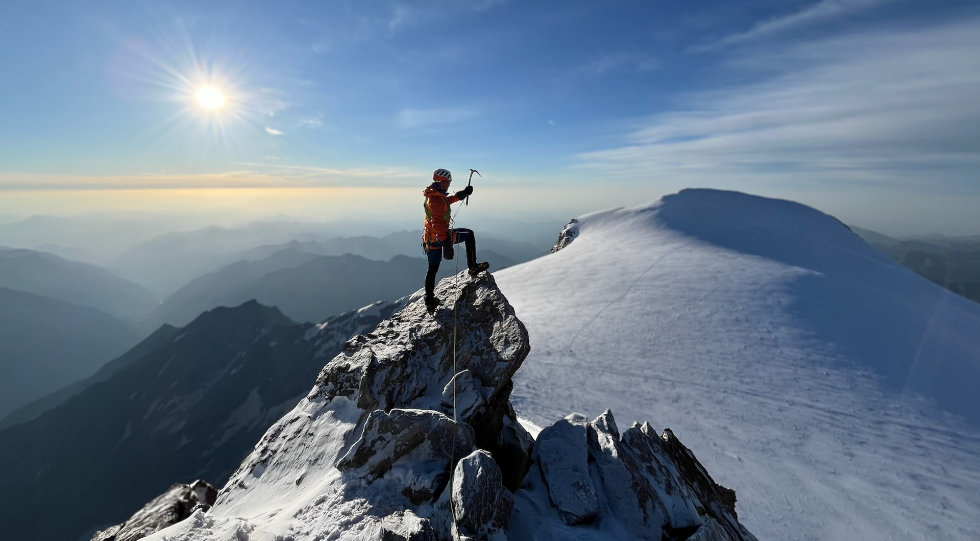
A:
[453,228,477,268]
[425,247,442,303]
[453,228,488,275]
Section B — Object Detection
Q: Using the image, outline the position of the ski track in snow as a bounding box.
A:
[495,197,980,541]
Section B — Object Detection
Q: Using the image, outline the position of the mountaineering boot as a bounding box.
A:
[425,295,441,312]
[468,261,490,277]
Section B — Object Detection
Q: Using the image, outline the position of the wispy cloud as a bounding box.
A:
[0,171,291,191]
[265,127,284,136]
[706,0,897,49]
[396,107,480,129]
[0,165,425,191]
[387,5,415,31]
[579,18,980,194]
[574,52,660,76]
[387,0,509,31]
[463,0,510,12]
[298,117,323,128]
[238,163,425,187]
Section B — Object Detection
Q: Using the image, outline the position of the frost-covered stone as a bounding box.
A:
[451,450,514,540]
[579,411,755,541]
[440,369,486,422]
[90,480,217,541]
[550,218,580,252]
[588,410,670,539]
[533,413,600,525]
[377,510,437,541]
[495,411,535,491]
[308,272,529,422]
[337,408,475,504]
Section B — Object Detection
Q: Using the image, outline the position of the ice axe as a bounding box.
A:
[465,168,481,205]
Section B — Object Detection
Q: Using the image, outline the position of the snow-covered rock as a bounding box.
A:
[527,410,753,541]
[533,413,600,525]
[451,450,514,540]
[336,408,476,505]
[144,270,755,541]
[90,480,217,541]
[550,218,580,253]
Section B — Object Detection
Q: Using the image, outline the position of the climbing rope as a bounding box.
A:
[447,203,464,534]
[442,172,478,535]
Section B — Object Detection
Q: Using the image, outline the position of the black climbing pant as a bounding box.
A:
[425,228,477,298]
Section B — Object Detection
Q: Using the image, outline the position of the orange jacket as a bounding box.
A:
[422,183,461,246]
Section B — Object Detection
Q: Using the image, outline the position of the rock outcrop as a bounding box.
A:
[143,272,756,541]
[550,218,580,253]
[533,413,601,525]
[526,410,754,540]
[91,480,217,541]
[204,272,532,540]
[451,450,514,540]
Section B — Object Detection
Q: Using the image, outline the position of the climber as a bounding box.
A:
[422,168,489,310]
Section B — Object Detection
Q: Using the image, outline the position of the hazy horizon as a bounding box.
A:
[0,186,977,241]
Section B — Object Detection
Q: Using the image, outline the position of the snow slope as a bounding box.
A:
[495,188,980,541]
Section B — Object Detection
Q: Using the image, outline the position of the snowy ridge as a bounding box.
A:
[497,188,980,540]
[144,272,756,541]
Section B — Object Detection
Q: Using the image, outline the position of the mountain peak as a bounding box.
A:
[187,299,295,329]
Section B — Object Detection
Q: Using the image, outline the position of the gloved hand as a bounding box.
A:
[455,185,473,199]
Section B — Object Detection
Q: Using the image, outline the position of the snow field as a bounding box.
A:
[495,190,980,540]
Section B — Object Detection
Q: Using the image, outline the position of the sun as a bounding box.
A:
[194,86,226,110]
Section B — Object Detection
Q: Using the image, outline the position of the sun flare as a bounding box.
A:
[194,86,226,110]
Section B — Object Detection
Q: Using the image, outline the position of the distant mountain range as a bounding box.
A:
[144,245,523,328]
[0,248,156,318]
[852,226,980,304]
[0,298,404,541]
[0,248,158,418]
[107,222,336,296]
[0,287,141,420]
[0,321,180,431]
[109,226,547,298]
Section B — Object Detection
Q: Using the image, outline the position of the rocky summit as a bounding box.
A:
[144,271,756,541]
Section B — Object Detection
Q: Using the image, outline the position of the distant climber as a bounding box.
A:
[422,168,489,310]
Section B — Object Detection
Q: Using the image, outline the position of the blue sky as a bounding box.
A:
[1,0,978,235]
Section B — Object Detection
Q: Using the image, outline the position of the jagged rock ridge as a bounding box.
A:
[146,272,755,541]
